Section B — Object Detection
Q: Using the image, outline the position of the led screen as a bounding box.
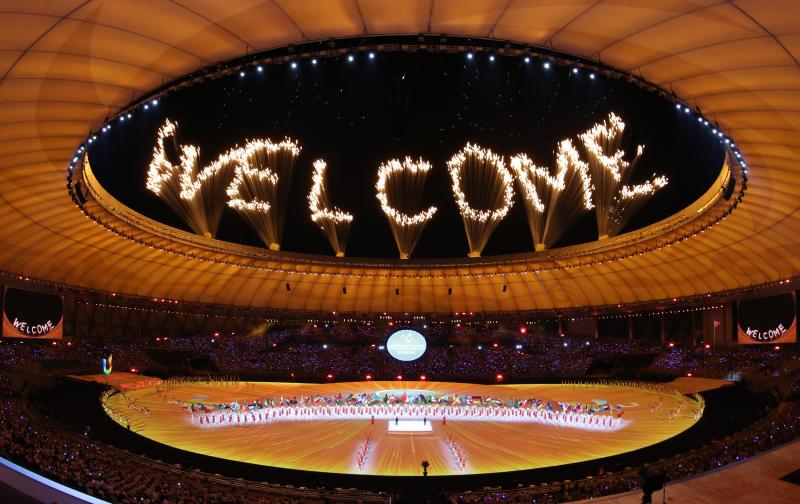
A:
[737,292,796,344]
[2,287,63,339]
[386,329,427,361]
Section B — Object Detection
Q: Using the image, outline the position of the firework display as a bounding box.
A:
[376,157,438,259]
[448,144,515,257]
[510,139,594,250]
[309,160,353,256]
[579,113,668,239]
[147,119,300,248]
[225,138,301,250]
[146,112,668,256]
[147,119,237,237]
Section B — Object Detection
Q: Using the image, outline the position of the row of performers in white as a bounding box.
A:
[190,404,626,431]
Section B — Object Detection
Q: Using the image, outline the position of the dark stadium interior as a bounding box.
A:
[2,4,800,504]
[2,330,798,502]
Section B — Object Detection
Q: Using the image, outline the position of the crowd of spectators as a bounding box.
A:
[1,324,797,382]
[454,401,800,503]
[648,345,800,379]
[0,338,151,373]
[0,378,387,503]
[0,326,798,503]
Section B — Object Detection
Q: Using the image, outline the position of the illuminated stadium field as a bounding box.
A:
[104,380,703,477]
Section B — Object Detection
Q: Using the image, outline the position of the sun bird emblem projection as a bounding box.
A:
[376,157,438,259]
[308,159,353,257]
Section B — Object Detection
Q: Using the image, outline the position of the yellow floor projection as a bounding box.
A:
[104,381,703,476]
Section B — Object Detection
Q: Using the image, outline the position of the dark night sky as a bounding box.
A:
[88,51,724,259]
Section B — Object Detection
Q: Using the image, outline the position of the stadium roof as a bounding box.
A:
[1,0,798,314]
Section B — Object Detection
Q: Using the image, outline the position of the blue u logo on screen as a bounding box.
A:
[102,354,112,375]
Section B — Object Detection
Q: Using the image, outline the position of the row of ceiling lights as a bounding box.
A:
[60,45,753,318]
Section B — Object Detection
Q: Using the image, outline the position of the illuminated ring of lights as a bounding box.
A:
[69,148,742,280]
[61,37,748,312]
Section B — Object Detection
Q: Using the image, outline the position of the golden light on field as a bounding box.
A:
[105,381,702,477]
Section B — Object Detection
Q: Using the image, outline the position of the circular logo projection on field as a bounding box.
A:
[386,329,427,361]
[738,293,797,344]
